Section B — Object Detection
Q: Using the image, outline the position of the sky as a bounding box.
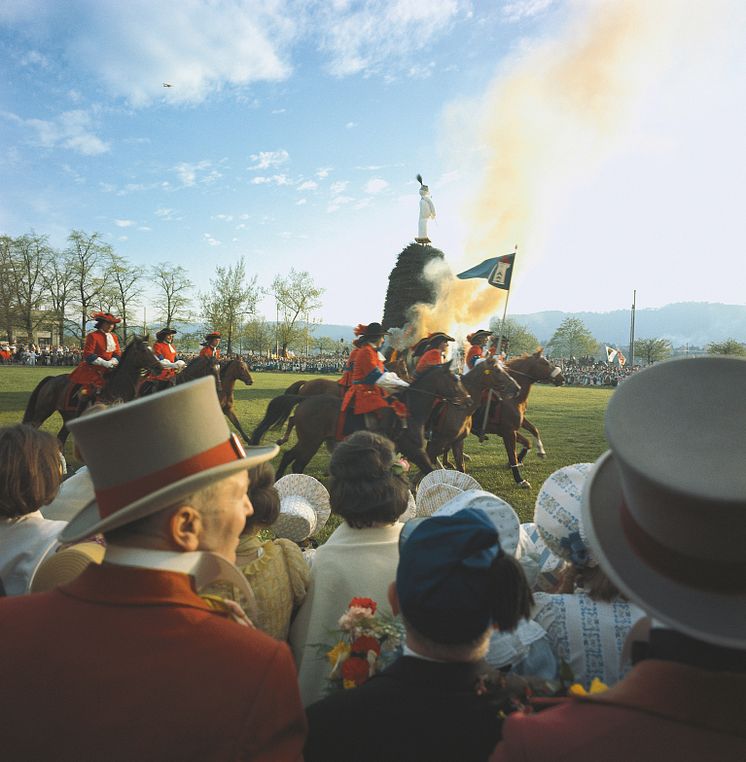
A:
[1,0,744,330]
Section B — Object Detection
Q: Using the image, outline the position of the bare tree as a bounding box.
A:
[271,268,324,357]
[67,230,111,346]
[43,249,76,345]
[152,262,193,329]
[201,257,260,355]
[107,253,144,342]
[8,232,54,342]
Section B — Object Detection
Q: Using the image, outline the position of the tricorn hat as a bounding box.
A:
[91,311,121,325]
[426,332,455,349]
[156,327,177,340]
[204,331,221,341]
[354,322,388,339]
[467,329,492,344]
[61,377,278,543]
[582,357,746,649]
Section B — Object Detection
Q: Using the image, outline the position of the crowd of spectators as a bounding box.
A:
[555,357,640,387]
[0,343,83,366]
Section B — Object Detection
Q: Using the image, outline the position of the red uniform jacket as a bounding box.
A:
[149,340,177,381]
[341,343,390,414]
[200,345,220,360]
[338,347,359,388]
[465,344,484,370]
[491,660,746,762]
[69,330,122,389]
[415,348,444,374]
[0,563,306,761]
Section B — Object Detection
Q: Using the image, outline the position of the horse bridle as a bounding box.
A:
[401,384,471,408]
[508,365,562,383]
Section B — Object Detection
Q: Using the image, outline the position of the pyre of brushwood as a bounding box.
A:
[381,243,445,331]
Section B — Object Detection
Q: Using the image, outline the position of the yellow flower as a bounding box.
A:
[343,680,357,690]
[568,678,609,696]
[326,641,350,667]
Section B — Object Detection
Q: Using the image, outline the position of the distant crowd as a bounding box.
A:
[555,358,640,387]
[0,344,83,367]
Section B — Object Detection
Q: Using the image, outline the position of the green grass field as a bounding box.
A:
[0,366,613,523]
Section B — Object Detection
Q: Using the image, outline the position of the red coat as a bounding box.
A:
[69,330,121,388]
[0,563,306,761]
[200,345,220,360]
[491,660,746,762]
[465,344,484,370]
[149,340,177,381]
[341,343,389,414]
[338,347,359,389]
[415,348,444,373]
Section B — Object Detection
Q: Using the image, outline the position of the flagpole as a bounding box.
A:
[629,289,636,367]
[496,245,517,351]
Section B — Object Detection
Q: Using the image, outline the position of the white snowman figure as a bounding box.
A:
[415,173,436,244]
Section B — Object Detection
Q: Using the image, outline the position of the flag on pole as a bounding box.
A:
[605,346,618,363]
[617,349,627,367]
[457,253,515,291]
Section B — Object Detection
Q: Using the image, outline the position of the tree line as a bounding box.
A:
[0,230,325,355]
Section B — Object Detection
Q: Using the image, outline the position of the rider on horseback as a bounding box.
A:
[340,322,409,432]
[338,336,364,391]
[200,332,221,359]
[148,328,186,386]
[69,312,122,403]
[413,332,454,378]
[463,329,493,374]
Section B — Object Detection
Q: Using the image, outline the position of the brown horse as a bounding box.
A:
[22,336,162,443]
[270,364,471,478]
[474,350,565,488]
[218,357,254,443]
[426,357,521,472]
[137,355,219,396]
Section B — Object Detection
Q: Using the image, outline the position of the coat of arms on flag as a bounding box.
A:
[605,346,618,363]
[617,349,627,367]
[457,252,515,291]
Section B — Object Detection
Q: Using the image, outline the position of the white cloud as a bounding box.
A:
[251,174,291,186]
[296,198,307,205]
[316,166,333,179]
[203,233,221,247]
[271,108,286,114]
[502,0,556,23]
[327,195,354,213]
[297,180,318,191]
[155,207,179,220]
[114,219,135,227]
[4,109,109,155]
[19,50,49,68]
[213,213,234,222]
[137,226,152,232]
[248,149,289,170]
[364,177,388,194]
[173,160,220,187]
[345,121,357,129]
[117,235,128,241]
[330,180,348,195]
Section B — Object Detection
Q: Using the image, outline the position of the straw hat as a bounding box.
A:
[417,469,482,497]
[416,484,462,517]
[62,377,278,543]
[582,356,746,649]
[435,490,521,557]
[273,474,330,542]
[30,541,106,593]
[534,463,595,568]
[398,490,417,522]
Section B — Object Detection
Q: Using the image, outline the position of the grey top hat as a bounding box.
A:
[62,377,278,543]
[582,356,746,649]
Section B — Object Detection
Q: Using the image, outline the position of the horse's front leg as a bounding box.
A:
[502,429,530,488]
[225,408,252,444]
[522,417,546,458]
[515,431,531,465]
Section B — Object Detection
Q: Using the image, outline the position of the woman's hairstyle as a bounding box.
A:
[244,461,279,532]
[329,431,409,528]
[489,552,534,631]
[558,563,623,602]
[0,424,62,518]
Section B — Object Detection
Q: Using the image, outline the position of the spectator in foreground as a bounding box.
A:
[491,356,746,761]
[0,425,66,595]
[0,377,306,761]
[305,508,533,762]
[290,431,408,706]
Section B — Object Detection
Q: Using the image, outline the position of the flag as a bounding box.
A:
[617,349,626,367]
[457,253,515,291]
[605,346,618,363]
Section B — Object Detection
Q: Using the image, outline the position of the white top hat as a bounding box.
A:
[62,377,278,543]
[273,474,330,542]
[434,490,521,557]
[582,356,746,649]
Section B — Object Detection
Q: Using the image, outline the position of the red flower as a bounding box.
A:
[349,597,377,614]
[341,657,370,686]
[351,635,381,657]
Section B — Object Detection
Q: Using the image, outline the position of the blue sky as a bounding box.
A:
[1,0,744,329]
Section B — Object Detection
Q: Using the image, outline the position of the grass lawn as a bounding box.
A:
[0,366,613,523]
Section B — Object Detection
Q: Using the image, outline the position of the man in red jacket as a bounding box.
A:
[0,377,306,761]
[69,311,122,392]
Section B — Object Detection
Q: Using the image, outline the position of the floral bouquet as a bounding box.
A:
[319,597,405,692]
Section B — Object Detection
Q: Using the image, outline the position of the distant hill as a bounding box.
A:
[511,302,746,347]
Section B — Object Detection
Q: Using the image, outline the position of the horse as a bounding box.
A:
[426,357,521,472]
[137,355,219,396]
[218,356,254,443]
[265,364,471,478]
[22,336,163,443]
[472,349,564,488]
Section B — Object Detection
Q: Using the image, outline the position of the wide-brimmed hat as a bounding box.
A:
[582,356,746,649]
[204,331,221,341]
[272,474,331,542]
[62,377,278,543]
[435,490,520,557]
[354,322,388,340]
[426,332,455,349]
[467,329,492,344]
[30,541,106,593]
[91,311,121,324]
[156,327,177,340]
[416,470,482,517]
[534,463,596,568]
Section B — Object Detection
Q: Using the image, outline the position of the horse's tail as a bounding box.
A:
[250,394,305,445]
[284,380,306,395]
[22,375,56,425]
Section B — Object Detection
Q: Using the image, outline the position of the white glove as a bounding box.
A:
[175,359,186,369]
[92,357,115,369]
[160,359,178,368]
[110,357,119,366]
[376,371,410,390]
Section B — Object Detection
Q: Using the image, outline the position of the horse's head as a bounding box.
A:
[424,363,472,407]
[475,357,521,399]
[236,357,253,386]
[123,335,162,375]
[516,349,565,386]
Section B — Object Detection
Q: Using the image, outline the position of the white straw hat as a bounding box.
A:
[435,490,521,557]
[399,490,417,522]
[417,469,482,497]
[416,483,462,517]
[582,357,746,649]
[62,377,278,543]
[30,541,106,593]
[273,474,330,542]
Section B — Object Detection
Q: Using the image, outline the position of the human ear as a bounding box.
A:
[168,506,201,552]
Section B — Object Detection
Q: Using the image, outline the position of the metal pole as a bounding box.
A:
[629,289,636,367]
[275,302,279,357]
[495,245,516,352]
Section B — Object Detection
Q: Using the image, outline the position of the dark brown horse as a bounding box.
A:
[218,357,254,443]
[137,355,219,396]
[22,336,162,443]
[266,364,471,478]
[427,357,521,472]
[474,350,565,488]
